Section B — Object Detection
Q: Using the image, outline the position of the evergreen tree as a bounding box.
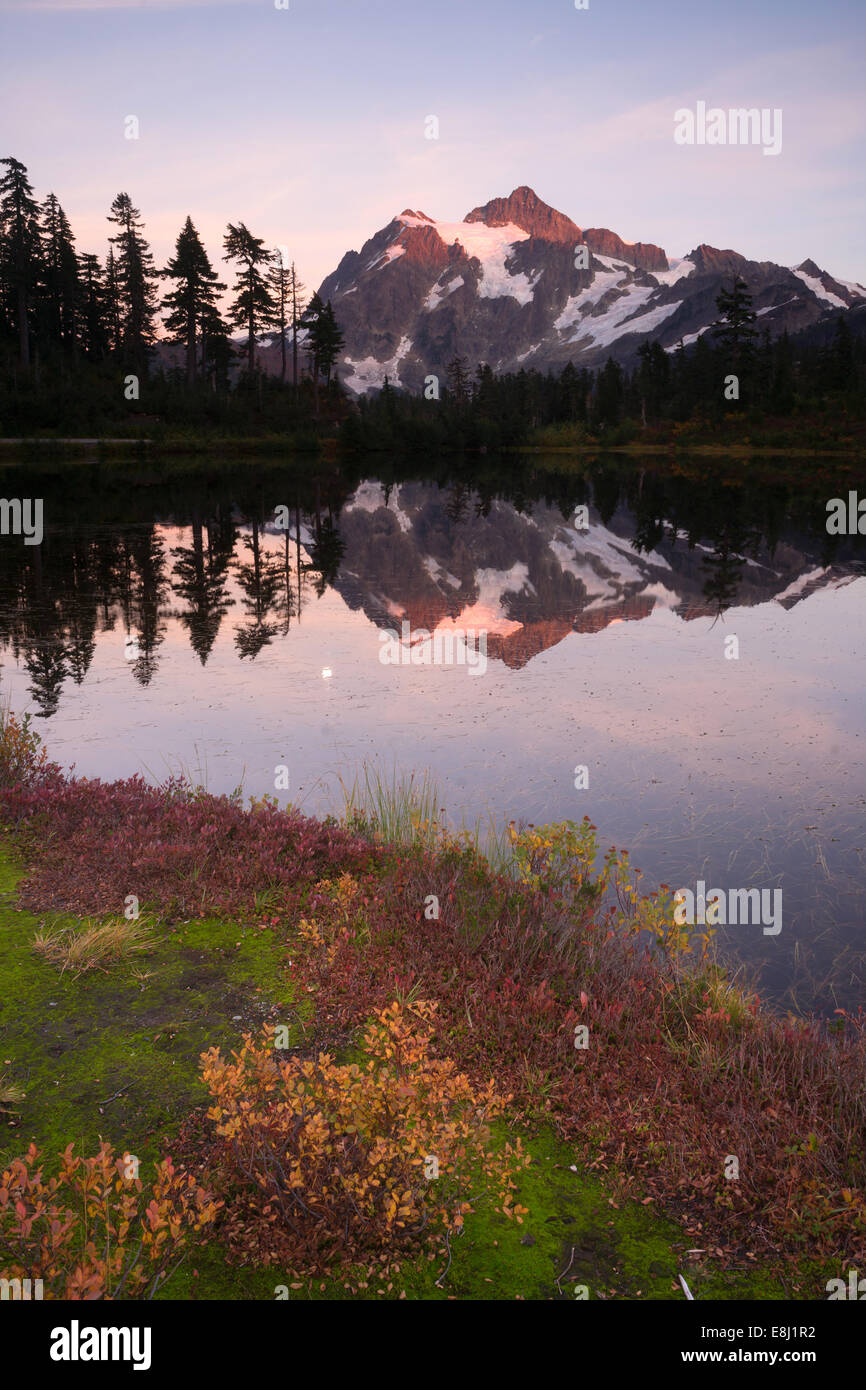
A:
[289,261,306,394]
[771,330,796,414]
[222,221,274,374]
[299,291,325,412]
[107,192,159,373]
[315,299,344,388]
[266,250,291,383]
[636,340,671,423]
[162,215,226,386]
[75,252,111,361]
[557,360,581,420]
[200,301,234,392]
[0,156,42,368]
[712,276,758,377]
[446,355,470,405]
[104,247,123,354]
[595,356,624,426]
[826,315,855,392]
[40,192,79,354]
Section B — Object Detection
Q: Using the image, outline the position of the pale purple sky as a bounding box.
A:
[2,0,864,292]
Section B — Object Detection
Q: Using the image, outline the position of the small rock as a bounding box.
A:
[520,1234,536,1247]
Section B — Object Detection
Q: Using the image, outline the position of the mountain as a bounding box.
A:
[309,186,865,394]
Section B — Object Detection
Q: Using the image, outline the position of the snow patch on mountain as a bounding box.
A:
[582,289,678,348]
[342,335,413,394]
[651,257,695,287]
[664,325,713,353]
[835,276,866,297]
[791,268,848,310]
[555,268,630,337]
[400,215,538,303]
[425,274,465,311]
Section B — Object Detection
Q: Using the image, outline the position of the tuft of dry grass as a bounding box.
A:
[0,1073,25,1109]
[32,917,157,978]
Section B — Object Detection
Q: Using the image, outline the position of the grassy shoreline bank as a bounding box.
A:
[0,728,862,1301]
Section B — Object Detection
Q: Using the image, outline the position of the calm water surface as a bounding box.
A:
[1,452,863,1013]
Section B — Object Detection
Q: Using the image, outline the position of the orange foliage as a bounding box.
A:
[0,1141,219,1299]
[201,998,529,1274]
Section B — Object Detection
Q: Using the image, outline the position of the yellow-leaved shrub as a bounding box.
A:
[200,999,529,1274]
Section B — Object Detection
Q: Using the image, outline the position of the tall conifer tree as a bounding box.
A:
[222,222,274,375]
[107,192,158,373]
[0,156,42,368]
[162,216,226,386]
[40,192,79,352]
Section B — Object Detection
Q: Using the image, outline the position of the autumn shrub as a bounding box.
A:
[0,706,59,789]
[200,998,528,1275]
[0,773,380,922]
[0,1141,220,1299]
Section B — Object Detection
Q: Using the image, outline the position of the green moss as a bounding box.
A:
[0,842,299,1170]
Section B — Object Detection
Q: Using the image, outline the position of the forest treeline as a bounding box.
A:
[0,155,342,436]
[347,285,865,453]
[1,155,863,446]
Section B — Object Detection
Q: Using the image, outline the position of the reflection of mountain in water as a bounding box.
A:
[336,480,860,669]
[0,457,862,713]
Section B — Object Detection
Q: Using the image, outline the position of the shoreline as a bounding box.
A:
[0,731,862,1300]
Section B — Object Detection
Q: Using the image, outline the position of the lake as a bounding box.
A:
[1,450,863,1014]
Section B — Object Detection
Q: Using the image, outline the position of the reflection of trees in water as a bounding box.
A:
[0,457,860,715]
[306,515,345,598]
[126,529,171,686]
[0,464,359,713]
[173,511,235,664]
[233,520,285,659]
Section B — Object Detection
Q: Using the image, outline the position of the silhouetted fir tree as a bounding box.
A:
[474,362,497,413]
[162,216,226,387]
[713,276,758,379]
[266,251,292,383]
[596,357,624,425]
[379,374,397,421]
[40,193,79,354]
[771,330,796,414]
[200,303,234,392]
[287,267,306,394]
[556,360,581,420]
[636,340,671,423]
[697,332,720,407]
[0,156,42,368]
[446,355,470,405]
[299,291,326,412]
[826,315,855,391]
[222,221,275,375]
[107,192,159,373]
[316,300,344,388]
[104,247,123,353]
[76,253,111,361]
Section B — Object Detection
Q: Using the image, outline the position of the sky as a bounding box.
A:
[1,0,865,295]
